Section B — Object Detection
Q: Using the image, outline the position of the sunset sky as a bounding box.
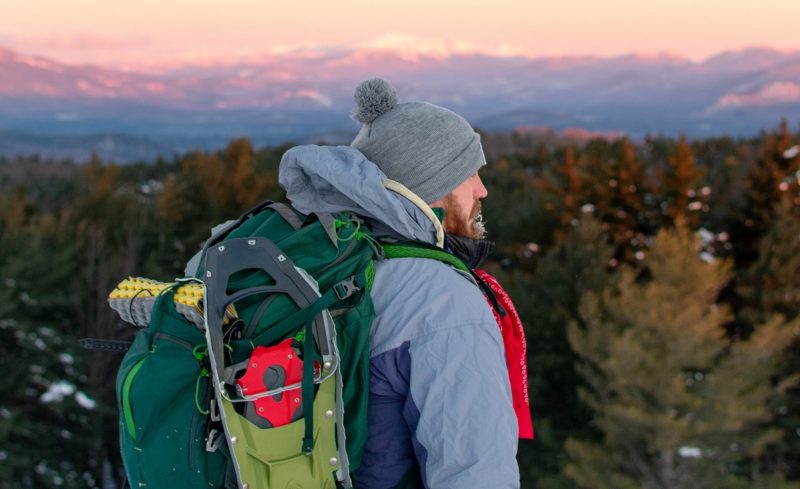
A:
[1,0,799,67]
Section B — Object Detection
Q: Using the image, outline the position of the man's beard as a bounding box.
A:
[440,195,487,239]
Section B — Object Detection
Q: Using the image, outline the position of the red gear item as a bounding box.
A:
[474,269,534,439]
[237,338,304,428]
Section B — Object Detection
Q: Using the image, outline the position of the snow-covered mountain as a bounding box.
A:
[1,45,798,162]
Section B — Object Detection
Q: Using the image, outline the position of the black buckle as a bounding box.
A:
[333,276,360,300]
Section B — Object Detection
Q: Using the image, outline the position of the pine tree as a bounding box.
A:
[662,134,702,227]
[0,213,100,488]
[731,122,798,266]
[482,155,556,251]
[580,138,653,264]
[564,222,799,489]
[155,139,278,274]
[738,196,800,479]
[67,159,153,486]
[739,196,800,322]
[539,145,584,241]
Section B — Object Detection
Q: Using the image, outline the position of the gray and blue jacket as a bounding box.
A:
[279,145,520,489]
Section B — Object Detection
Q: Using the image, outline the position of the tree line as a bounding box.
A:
[0,124,797,488]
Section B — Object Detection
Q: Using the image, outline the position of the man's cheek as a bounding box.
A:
[470,202,482,220]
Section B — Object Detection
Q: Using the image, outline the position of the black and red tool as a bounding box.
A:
[236,338,306,428]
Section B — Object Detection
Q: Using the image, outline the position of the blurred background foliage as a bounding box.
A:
[0,124,798,488]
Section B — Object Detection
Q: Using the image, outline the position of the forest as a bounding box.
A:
[0,122,798,489]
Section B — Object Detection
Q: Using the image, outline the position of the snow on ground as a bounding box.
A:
[39,381,75,403]
[39,380,97,408]
[75,391,97,409]
[700,252,716,263]
[678,446,702,458]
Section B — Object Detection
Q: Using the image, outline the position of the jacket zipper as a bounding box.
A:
[154,332,196,351]
[122,357,147,441]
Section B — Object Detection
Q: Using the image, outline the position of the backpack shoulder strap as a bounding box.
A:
[382,241,507,317]
[381,241,471,275]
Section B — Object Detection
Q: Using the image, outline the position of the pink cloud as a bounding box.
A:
[710,81,800,111]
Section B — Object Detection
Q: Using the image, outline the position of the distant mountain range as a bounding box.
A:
[1,45,799,163]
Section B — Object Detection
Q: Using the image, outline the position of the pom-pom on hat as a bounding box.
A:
[351,78,398,124]
[350,77,486,204]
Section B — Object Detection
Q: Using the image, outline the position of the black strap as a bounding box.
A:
[472,272,507,318]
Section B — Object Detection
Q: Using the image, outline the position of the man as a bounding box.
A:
[278,78,519,488]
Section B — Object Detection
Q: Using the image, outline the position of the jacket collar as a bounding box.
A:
[445,234,495,269]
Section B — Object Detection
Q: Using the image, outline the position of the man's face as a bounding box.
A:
[431,172,488,239]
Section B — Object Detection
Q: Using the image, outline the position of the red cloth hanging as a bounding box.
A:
[474,269,534,440]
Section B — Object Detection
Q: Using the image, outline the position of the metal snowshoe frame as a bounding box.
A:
[204,237,353,489]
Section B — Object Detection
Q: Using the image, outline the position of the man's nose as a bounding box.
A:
[475,175,488,199]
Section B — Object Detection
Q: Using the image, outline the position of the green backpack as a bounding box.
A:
[106,201,472,489]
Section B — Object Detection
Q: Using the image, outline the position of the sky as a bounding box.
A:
[1,0,799,68]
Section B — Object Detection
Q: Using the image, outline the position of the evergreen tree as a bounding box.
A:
[482,156,556,251]
[739,196,800,323]
[539,145,584,242]
[738,196,800,479]
[730,121,797,266]
[564,222,799,489]
[661,134,702,227]
[0,195,99,488]
[60,158,154,486]
[580,139,653,264]
[155,139,279,274]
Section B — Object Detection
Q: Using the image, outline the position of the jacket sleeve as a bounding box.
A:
[405,313,520,488]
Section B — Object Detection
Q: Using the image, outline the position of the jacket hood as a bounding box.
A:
[278,145,440,245]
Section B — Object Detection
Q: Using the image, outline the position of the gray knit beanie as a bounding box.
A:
[350,78,486,204]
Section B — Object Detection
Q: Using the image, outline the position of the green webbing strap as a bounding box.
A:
[249,302,321,349]
[381,243,471,275]
[298,290,338,453]
[299,271,367,453]
[301,311,319,453]
[243,271,370,350]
